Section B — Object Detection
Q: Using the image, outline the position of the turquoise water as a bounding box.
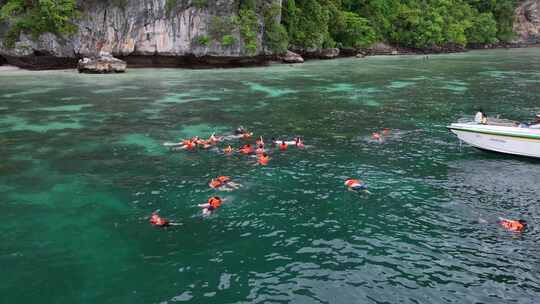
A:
[1,49,540,303]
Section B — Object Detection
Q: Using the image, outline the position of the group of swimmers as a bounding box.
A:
[151,126,528,233]
[168,126,305,166]
[150,127,308,226]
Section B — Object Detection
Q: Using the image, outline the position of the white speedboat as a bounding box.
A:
[448,122,540,158]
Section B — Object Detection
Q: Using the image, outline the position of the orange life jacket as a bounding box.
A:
[150,215,169,227]
[240,145,253,154]
[217,176,230,183]
[258,155,270,165]
[209,179,222,189]
[372,132,381,140]
[223,146,233,154]
[279,142,288,151]
[345,179,362,187]
[501,219,525,232]
[208,197,222,208]
[185,141,195,150]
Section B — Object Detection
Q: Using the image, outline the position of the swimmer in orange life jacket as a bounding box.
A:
[198,196,223,215]
[255,144,265,155]
[173,139,196,151]
[149,214,169,227]
[241,132,253,140]
[500,218,527,232]
[149,213,182,227]
[239,144,253,154]
[235,126,246,135]
[208,133,222,144]
[223,145,234,154]
[345,179,369,192]
[382,128,391,136]
[372,132,382,141]
[209,176,241,191]
[295,137,305,148]
[258,153,270,165]
[256,136,265,147]
[279,141,288,151]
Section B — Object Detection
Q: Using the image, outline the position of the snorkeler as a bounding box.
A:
[255,144,265,155]
[345,179,369,192]
[241,132,253,140]
[295,137,305,148]
[372,132,382,141]
[258,153,270,166]
[256,136,265,147]
[500,218,527,232]
[149,214,170,227]
[279,141,288,151]
[208,133,222,144]
[235,126,246,135]
[209,176,242,191]
[239,144,254,155]
[196,139,212,149]
[223,145,234,154]
[198,196,223,215]
[172,139,196,151]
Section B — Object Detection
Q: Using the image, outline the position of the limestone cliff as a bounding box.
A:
[0,0,278,69]
[514,0,540,44]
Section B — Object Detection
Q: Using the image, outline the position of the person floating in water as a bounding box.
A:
[372,132,382,141]
[223,145,234,154]
[382,128,391,136]
[149,213,169,227]
[239,144,254,155]
[500,218,527,232]
[279,141,288,151]
[256,136,265,147]
[295,137,305,148]
[345,179,369,193]
[149,213,182,227]
[173,139,196,151]
[198,196,223,216]
[474,110,488,124]
[258,152,270,166]
[208,133,222,145]
[241,131,253,140]
[235,126,246,135]
[527,114,540,129]
[255,144,265,155]
[209,176,242,191]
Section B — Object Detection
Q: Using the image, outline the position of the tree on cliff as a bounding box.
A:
[0,0,78,48]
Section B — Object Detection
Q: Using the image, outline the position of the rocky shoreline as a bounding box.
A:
[0,43,538,72]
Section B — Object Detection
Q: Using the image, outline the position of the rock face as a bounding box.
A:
[299,48,340,59]
[514,0,540,44]
[0,0,278,69]
[281,50,304,63]
[77,52,127,73]
[366,42,398,55]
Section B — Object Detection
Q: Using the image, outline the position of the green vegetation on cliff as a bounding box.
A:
[0,0,519,52]
[0,0,78,48]
[284,0,517,50]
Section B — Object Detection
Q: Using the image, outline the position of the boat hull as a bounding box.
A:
[448,123,540,158]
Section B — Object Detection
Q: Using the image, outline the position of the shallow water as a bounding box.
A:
[1,49,540,304]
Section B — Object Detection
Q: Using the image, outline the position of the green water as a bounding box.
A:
[1,49,540,303]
